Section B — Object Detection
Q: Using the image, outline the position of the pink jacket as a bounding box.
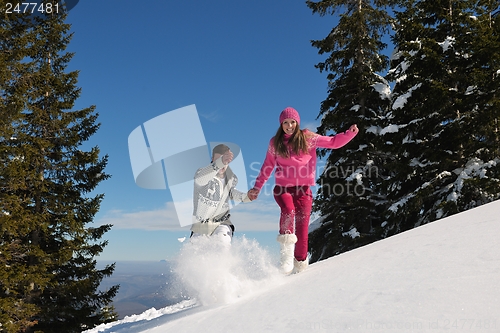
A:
[253,129,357,190]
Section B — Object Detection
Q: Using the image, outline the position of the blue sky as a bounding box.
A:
[64,0,344,261]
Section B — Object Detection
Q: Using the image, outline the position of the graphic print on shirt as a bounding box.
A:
[196,178,223,222]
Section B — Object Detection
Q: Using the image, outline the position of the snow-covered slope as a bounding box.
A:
[87,200,500,333]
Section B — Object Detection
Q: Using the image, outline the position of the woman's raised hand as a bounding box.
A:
[349,124,359,134]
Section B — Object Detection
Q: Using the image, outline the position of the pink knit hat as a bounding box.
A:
[279,107,300,125]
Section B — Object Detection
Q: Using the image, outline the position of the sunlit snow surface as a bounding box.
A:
[86,200,500,333]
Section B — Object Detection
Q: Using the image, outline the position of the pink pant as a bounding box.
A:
[273,186,312,261]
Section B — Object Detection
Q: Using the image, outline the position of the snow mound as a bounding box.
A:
[83,299,197,333]
[86,199,500,333]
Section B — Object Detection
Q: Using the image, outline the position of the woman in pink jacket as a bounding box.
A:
[248,107,358,274]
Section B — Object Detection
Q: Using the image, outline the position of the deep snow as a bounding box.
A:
[85,199,500,333]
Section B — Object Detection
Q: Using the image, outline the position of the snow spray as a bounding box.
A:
[171,235,284,305]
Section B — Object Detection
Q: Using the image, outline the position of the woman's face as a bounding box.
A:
[281,118,297,135]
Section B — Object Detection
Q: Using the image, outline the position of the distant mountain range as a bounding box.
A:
[97,261,189,319]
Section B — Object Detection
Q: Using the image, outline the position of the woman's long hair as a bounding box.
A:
[273,125,310,158]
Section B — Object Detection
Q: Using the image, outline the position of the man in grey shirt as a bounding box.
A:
[190,144,253,245]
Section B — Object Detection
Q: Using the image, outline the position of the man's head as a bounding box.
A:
[212,144,230,158]
[212,144,231,176]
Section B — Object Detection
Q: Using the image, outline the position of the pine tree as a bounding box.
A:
[383,0,500,235]
[306,0,397,262]
[1,3,41,331]
[0,2,118,332]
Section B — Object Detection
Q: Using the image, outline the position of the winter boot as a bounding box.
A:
[292,258,309,274]
[277,233,297,275]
